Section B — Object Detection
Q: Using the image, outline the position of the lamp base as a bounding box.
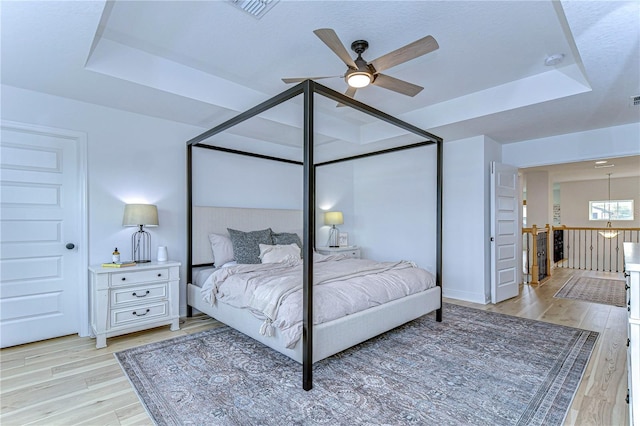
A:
[328,226,340,248]
[132,227,152,264]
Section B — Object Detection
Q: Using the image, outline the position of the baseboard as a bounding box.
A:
[442,288,488,304]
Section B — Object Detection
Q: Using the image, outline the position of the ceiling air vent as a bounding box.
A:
[227,0,279,19]
[631,95,640,107]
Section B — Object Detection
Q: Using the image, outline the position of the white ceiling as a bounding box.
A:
[521,155,640,183]
[1,1,639,173]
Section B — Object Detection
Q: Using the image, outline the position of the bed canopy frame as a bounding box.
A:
[186,80,443,391]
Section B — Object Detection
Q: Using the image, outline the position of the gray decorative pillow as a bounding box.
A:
[227,228,273,264]
[272,232,303,257]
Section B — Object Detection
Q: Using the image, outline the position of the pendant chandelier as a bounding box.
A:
[598,173,619,239]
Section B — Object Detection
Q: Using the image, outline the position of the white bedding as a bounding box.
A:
[200,253,436,348]
[192,266,216,287]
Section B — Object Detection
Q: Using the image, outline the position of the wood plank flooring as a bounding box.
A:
[0,268,629,425]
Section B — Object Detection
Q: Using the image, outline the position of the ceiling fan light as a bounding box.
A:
[346,72,372,88]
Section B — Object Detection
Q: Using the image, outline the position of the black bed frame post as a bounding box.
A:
[186,143,194,318]
[185,80,444,390]
[302,80,315,391]
[436,139,443,322]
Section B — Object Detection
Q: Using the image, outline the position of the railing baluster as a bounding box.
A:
[579,230,583,270]
[615,235,620,273]
[551,225,639,273]
[596,229,600,271]
[608,234,612,272]
[565,229,568,268]
[525,233,529,284]
[527,233,531,283]
[589,231,597,271]
[572,229,576,269]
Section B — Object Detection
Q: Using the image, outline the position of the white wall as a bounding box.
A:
[316,162,355,247]
[192,147,359,248]
[192,147,302,209]
[442,135,501,304]
[352,145,437,270]
[2,84,203,317]
[525,171,551,227]
[559,176,640,227]
[503,122,640,167]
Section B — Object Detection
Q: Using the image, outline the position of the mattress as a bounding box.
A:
[198,255,436,348]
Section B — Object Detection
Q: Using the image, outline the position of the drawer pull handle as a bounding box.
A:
[626,284,630,290]
[628,338,631,347]
[624,272,630,278]
[132,290,150,298]
[157,273,162,277]
[132,309,150,317]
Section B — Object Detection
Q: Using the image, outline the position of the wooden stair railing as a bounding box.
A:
[522,224,552,286]
[551,225,640,272]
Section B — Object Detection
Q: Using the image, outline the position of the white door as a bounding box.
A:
[0,121,87,347]
[490,161,520,304]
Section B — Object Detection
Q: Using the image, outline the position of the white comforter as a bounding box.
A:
[201,253,436,347]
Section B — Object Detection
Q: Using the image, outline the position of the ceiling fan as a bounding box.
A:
[282,28,439,100]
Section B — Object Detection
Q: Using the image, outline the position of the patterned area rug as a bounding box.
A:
[554,276,626,307]
[116,303,598,426]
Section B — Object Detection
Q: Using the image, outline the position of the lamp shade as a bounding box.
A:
[122,204,159,227]
[324,211,344,226]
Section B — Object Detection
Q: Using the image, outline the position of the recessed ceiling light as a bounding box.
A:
[595,160,608,164]
[544,54,565,66]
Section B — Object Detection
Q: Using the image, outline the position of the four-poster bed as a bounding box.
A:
[186,80,443,390]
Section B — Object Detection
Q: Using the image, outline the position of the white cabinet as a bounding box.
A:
[316,246,361,259]
[623,242,640,425]
[89,261,180,348]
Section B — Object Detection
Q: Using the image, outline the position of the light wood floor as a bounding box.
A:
[0,268,629,425]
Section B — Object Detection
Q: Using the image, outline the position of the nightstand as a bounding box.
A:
[88,261,181,348]
[316,246,361,259]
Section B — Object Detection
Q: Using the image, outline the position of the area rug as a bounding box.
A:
[554,276,626,307]
[115,303,598,426]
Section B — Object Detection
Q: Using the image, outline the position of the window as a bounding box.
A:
[589,200,634,221]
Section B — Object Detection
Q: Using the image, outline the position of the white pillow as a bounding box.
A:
[259,243,301,264]
[208,233,234,267]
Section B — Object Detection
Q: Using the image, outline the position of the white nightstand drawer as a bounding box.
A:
[111,283,167,306]
[316,246,361,259]
[341,249,360,258]
[110,268,169,286]
[89,260,181,348]
[111,301,168,327]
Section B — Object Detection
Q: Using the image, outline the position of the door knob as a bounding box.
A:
[66,243,75,250]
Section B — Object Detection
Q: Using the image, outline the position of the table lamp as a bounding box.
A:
[123,204,158,263]
[324,211,343,248]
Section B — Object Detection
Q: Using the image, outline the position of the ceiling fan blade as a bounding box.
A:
[337,86,358,107]
[313,28,357,69]
[345,86,357,98]
[281,76,342,84]
[372,73,423,97]
[370,35,439,73]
